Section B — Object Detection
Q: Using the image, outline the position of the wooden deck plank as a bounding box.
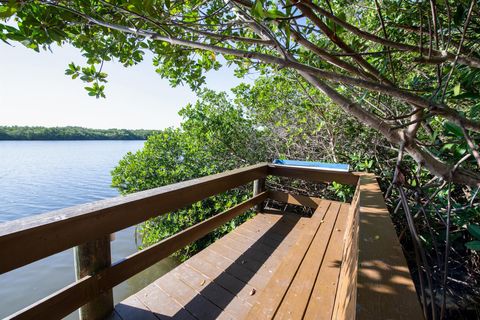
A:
[171,264,251,319]
[206,220,313,289]
[237,212,303,239]
[209,217,305,275]
[245,200,333,319]
[233,224,284,249]
[208,218,282,257]
[105,310,123,320]
[196,248,258,284]
[220,232,275,261]
[150,209,310,320]
[234,212,285,234]
[273,202,344,320]
[195,213,306,290]
[268,190,322,208]
[115,295,159,320]
[215,212,297,252]
[215,233,289,273]
[223,214,301,250]
[154,272,232,320]
[185,255,258,306]
[226,230,285,257]
[208,240,265,273]
[246,212,303,233]
[204,247,272,290]
[232,215,309,252]
[303,203,350,320]
[129,209,315,320]
[133,284,196,320]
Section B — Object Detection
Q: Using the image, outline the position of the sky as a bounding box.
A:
[0,42,251,130]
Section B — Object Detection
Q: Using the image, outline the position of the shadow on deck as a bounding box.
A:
[114,209,304,320]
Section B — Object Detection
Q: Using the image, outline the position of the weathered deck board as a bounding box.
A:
[114,199,350,320]
[133,282,195,320]
[274,202,347,320]
[246,200,335,319]
[303,203,350,320]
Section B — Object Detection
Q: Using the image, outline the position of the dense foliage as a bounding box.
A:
[111,89,268,258]
[111,74,379,254]
[0,126,157,140]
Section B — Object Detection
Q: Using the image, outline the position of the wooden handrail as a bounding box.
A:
[8,192,268,320]
[0,163,268,274]
[354,174,423,319]
[267,163,360,185]
[0,163,363,320]
[333,173,424,320]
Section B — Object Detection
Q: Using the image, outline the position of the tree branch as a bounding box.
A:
[301,0,480,69]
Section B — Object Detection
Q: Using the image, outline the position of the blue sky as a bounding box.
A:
[0,42,251,129]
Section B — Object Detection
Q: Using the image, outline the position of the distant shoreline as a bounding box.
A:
[0,126,159,141]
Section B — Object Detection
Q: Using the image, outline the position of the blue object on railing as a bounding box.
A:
[272,159,350,172]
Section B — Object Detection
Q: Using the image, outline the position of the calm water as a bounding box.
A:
[0,141,178,319]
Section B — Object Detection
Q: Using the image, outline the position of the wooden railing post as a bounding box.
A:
[74,235,114,320]
[253,178,266,212]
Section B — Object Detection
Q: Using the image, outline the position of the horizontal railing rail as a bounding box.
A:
[0,163,268,274]
[0,162,361,320]
[267,164,359,185]
[11,193,269,320]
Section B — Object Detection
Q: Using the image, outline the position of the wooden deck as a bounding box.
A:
[1,164,424,320]
[111,199,350,320]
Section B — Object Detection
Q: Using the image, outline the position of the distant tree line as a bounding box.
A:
[0,126,158,140]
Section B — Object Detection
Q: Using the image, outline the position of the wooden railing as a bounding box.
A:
[0,163,422,319]
[0,163,359,320]
[333,174,424,320]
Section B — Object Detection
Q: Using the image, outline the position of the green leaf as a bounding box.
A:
[252,0,265,18]
[0,2,17,18]
[465,240,480,250]
[467,224,480,240]
[266,9,286,19]
[284,24,291,48]
[444,121,463,137]
[334,12,346,34]
[285,0,292,16]
[454,4,465,25]
[470,103,480,118]
[451,92,479,100]
[453,83,461,96]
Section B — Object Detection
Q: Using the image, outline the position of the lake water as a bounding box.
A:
[0,141,179,319]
